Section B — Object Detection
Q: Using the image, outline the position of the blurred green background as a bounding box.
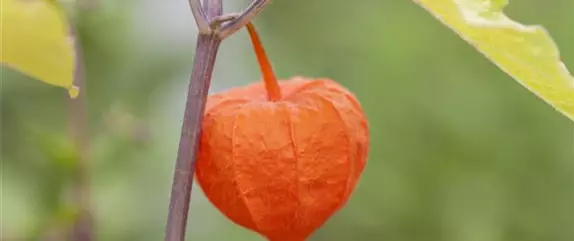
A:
[1,0,573,240]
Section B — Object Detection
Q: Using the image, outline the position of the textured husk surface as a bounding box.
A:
[196,77,369,241]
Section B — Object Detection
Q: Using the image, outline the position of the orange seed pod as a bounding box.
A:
[196,23,369,241]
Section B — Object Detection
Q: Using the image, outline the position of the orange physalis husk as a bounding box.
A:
[195,23,369,241]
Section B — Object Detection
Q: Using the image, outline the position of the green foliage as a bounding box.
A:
[416,0,574,121]
[0,0,78,97]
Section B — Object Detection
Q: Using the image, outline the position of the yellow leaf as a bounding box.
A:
[415,0,574,121]
[0,0,78,98]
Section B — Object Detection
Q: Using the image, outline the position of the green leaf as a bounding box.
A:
[0,0,78,98]
[415,0,574,121]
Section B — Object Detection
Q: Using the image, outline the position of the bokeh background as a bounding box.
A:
[1,0,573,240]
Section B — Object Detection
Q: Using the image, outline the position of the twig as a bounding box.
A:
[188,0,210,34]
[65,0,102,239]
[67,25,92,241]
[164,0,272,240]
[164,0,221,240]
[216,0,271,39]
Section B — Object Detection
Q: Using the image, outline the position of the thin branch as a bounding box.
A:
[164,0,222,240]
[164,0,272,240]
[209,13,238,30]
[164,34,220,241]
[68,24,93,241]
[216,0,271,39]
[188,0,211,34]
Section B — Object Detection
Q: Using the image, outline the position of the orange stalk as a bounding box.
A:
[245,23,282,101]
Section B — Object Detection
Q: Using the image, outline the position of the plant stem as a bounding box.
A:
[164,0,273,240]
[164,1,222,240]
[68,25,93,241]
[164,34,221,241]
[217,0,271,39]
[188,0,210,34]
[245,23,281,101]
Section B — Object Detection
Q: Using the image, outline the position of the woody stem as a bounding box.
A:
[245,23,281,101]
[217,0,271,38]
[67,25,93,241]
[165,1,272,241]
[164,1,222,241]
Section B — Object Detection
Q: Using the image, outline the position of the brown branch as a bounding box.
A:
[216,0,271,39]
[164,0,222,240]
[67,25,93,241]
[188,0,211,33]
[164,0,272,240]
